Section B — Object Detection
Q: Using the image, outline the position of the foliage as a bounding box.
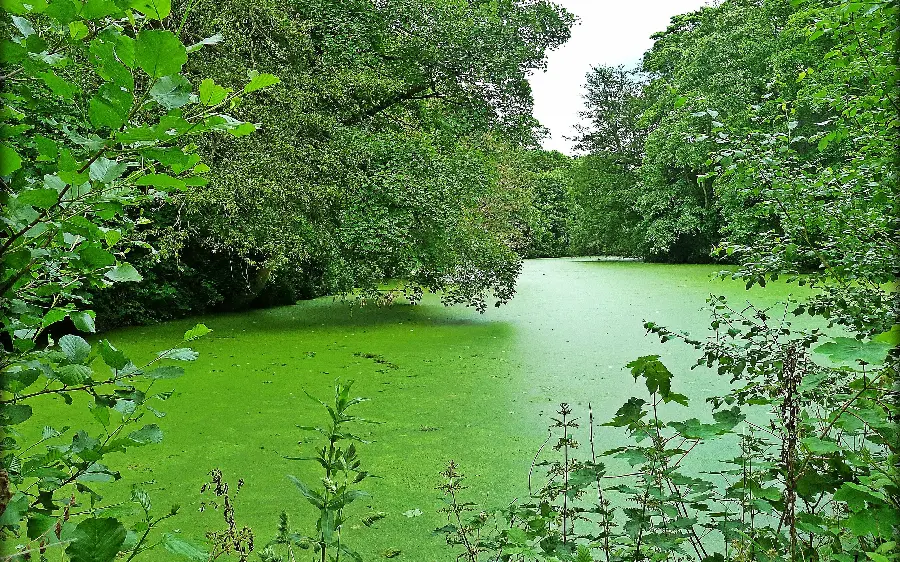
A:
[438,319,897,560]
[707,0,898,336]
[567,155,643,257]
[260,381,377,562]
[572,65,647,168]
[494,149,574,258]
[0,0,275,558]
[88,0,577,319]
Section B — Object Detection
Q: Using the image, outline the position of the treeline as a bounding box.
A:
[521,0,897,273]
[62,0,896,329]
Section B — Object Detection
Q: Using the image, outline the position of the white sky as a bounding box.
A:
[529,0,712,154]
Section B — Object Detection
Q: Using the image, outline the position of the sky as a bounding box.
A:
[529,0,712,154]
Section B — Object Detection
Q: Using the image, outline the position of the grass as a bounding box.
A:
[25,259,815,560]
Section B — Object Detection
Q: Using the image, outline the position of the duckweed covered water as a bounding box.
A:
[32,259,814,559]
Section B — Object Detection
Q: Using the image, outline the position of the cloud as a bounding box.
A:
[530,0,712,154]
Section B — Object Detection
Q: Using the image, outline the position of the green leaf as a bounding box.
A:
[147,365,185,379]
[90,401,110,427]
[105,263,143,283]
[34,135,57,161]
[198,78,230,106]
[79,245,116,268]
[140,147,200,173]
[244,71,280,93]
[183,323,211,341]
[135,30,186,78]
[89,38,134,91]
[0,494,30,527]
[99,340,129,369]
[845,507,900,539]
[0,143,23,175]
[38,70,80,99]
[127,424,163,445]
[89,157,128,184]
[158,348,198,361]
[626,355,681,402]
[1,0,48,14]
[227,122,256,137]
[17,188,59,209]
[65,518,127,562]
[89,83,134,130]
[129,0,169,20]
[0,404,33,426]
[603,397,646,427]
[149,74,192,109]
[670,418,722,439]
[186,33,223,54]
[162,534,208,560]
[834,482,885,511]
[69,310,97,333]
[56,364,93,385]
[814,337,892,366]
[60,334,91,363]
[288,475,324,509]
[873,325,900,346]
[82,0,118,18]
[135,173,186,191]
[801,436,840,454]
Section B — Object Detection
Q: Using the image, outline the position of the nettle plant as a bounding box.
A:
[0,1,277,559]
[260,381,380,562]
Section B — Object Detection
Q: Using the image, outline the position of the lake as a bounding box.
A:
[44,258,813,559]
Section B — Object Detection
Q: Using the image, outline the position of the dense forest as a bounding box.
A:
[0,0,897,560]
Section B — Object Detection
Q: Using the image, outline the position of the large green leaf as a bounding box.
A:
[65,518,126,562]
[183,323,211,341]
[126,424,163,445]
[135,30,186,78]
[38,70,79,99]
[135,173,186,191]
[0,404,33,426]
[149,74,192,109]
[105,263,143,282]
[99,340,129,369]
[198,78,229,106]
[0,143,22,175]
[56,364,93,385]
[59,334,91,363]
[17,187,59,208]
[0,494,30,526]
[157,347,198,361]
[89,83,134,130]
[814,337,892,366]
[89,157,128,184]
[244,71,280,93]
[162,534,208,560]
[70,311,96,333]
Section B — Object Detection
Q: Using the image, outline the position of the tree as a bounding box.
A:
[572,65,647,168]
[91,0,577,321]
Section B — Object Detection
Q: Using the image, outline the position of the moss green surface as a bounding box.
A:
[32,259,815,559]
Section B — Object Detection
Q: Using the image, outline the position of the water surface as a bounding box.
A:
[35,259,812,558]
